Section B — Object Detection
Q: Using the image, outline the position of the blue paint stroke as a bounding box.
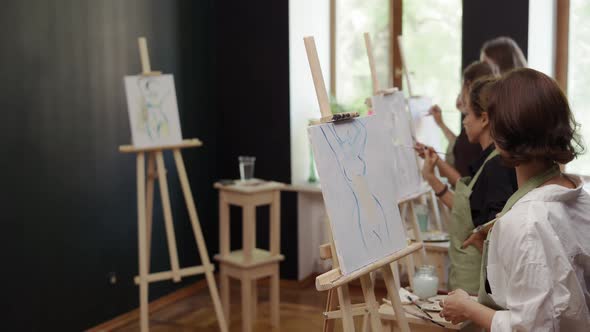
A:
[318,120,390,252]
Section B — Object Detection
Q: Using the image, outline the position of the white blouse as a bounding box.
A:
[486,175,590,331]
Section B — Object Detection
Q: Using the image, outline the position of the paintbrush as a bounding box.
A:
[398,145,449,156]
[420,111,456,117]
[382,298,446,327]
[404,310,446,328]
[407,296,434,319]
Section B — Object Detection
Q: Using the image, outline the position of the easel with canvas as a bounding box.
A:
[364,32,448,284]
[394,35,453,281]
[119,37,228,332]
[305,35,423,332]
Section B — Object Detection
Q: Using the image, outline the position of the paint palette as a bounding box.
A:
[420,301,443,312]
[422,231,450,242]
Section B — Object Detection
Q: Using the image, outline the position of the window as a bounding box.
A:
[402,0,463,152]
[333,0,462,151]
[334,0,392,115]
[567,0,590,174]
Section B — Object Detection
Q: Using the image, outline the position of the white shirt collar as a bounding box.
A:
[514,174,585,205]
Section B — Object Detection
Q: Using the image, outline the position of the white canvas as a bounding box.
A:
[124,75,183,148]
[407,96,443,155]
[372,92,423,200]
[308,115,407,275]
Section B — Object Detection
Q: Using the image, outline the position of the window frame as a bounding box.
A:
[329,0,403,98]
[555,0,569,91]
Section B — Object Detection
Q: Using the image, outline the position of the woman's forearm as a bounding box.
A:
[465,302,495,330]
[439,122,457,143]
[425,175,453,208]
[436,159,462,186]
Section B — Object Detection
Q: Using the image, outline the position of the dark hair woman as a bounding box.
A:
[480,36,527,73]
[423,61,498,176]
[429,37,527,177]
[440,68,590,331]
[420,74,517,294]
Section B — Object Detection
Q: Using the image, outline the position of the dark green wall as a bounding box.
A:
[212,0,297,280]
[1,0,219,330]
[1,0,295,330]
[462,0,529,69]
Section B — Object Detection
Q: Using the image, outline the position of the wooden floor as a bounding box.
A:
[110,278,387,332]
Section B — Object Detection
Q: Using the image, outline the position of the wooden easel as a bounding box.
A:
[395,34,449,232]
[365,31,447,270]
[396,35,414,98]
[119,37,228,332]
[365,32,443,230]
[305,35,423,332]
[364,32,442,242]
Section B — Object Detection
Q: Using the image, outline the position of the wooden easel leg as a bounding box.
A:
[337,285,355,332]
[360,274,383,332]
[324,220,342,332]
[219,195,231,321]
[241,275,253,332]
[405,254,416,290]
[382,320,393,332]
[429,190,443,231]
[172,150,228,332]
[408,202,428,263]
[399,202,408,223]
[270,264,280,327]
[204,268,229,332]
[323,288,338,332]
[220,264,230,322]
[361,314,370,332]
[381,266,410,332]
[136,153,149,332]
[155,151,181,282]
[390,262,401,290]
[146,152,156,272]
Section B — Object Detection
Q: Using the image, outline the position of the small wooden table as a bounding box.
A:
[214,180,285,332]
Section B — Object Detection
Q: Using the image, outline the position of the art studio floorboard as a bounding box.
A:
[106,277,387,332]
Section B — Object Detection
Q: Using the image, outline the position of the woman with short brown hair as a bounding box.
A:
[440,68,590,331]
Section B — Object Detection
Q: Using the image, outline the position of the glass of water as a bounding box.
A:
[238,156,256,181]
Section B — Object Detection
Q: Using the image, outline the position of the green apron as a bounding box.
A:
[448,150,499,293]
[478,165,561,309]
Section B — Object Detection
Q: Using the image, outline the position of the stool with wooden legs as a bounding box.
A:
[214,180,285,332]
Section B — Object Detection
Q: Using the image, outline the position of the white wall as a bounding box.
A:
[528,0,556,77]
[289,0,330,184]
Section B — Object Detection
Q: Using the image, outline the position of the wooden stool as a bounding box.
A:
[214,180,285,332]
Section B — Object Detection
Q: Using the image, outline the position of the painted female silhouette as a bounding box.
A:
[320,120,390,253]
[137,78,171,141]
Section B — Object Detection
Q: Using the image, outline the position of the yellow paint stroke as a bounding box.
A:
[352,175,378,224]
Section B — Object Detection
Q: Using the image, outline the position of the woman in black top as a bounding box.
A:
[466,144,517,228]
[420,77,517,293]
